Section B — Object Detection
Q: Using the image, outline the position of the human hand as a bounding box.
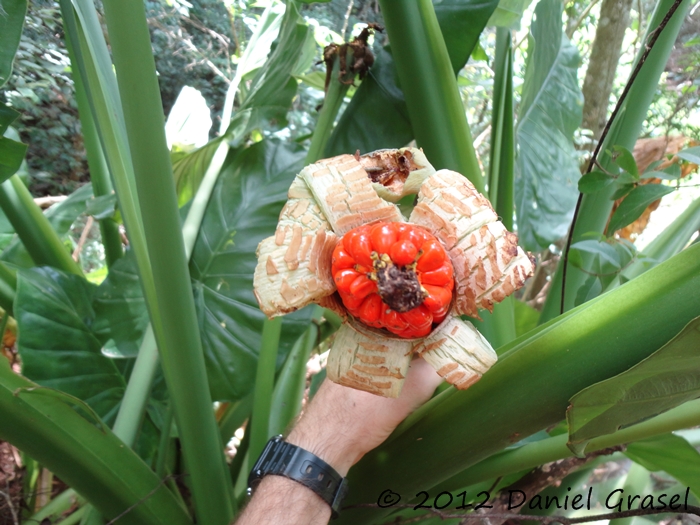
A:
[287,357,443,476]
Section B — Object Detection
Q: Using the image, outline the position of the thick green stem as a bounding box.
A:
[64,21,122,267]
[219,393,253,444]
[112,325,158,446]
[433,398,700,493]
[249,316,282,462]
[60,0,157,315]
[473,27,516,349]
[100,1,234,523]
[311,60,350,162]
[0,262,16,315]
[0,175,82,275]
[336,242,700,523]
[30,489,83,523]
[378,0,484,193]
[269,307,321,436]
[155,402,174,480]
[540,0,692,322]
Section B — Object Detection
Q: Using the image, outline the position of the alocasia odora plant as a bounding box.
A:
[254,148,535,398]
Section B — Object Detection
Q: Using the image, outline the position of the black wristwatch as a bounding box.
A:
[247,435,349,518]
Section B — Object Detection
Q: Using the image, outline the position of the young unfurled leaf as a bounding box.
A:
[578,170,613,194]
[612,145,639,178]
[607,184,674,234]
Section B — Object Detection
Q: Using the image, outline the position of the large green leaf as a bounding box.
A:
[514,0,583,251]
[566,316,700,455]
[189,139,312,401]
[15,267,126,423]
[326,0,501,156]
[1,183,94,268]
[0,0,27,87]
[626,433,700,499]
[92,250,149,358]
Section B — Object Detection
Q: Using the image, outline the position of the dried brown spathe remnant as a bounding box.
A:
[253,149,535,397]
[410,170,535,318]
[357,147,435,202]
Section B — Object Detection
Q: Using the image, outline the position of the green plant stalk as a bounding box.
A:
[30,489,83,523]
[79,506,104,525]
[100,2,234,523]
[311,59,350,162]
[112,325,158,446]
[0,262,16,315]
[57,507,87,525]
[59,0,157,317]
[155,402,174,480]
[250,316,282,462]
[336,242,700,524]
[0,175,82,275]
[377,0,484,193]
[64,23,122,268]
[219,393,253,444]
[181,142,229,258]
[610,461,650,525]
[540,0,692,322]
[269,311,320,436]
[229,425,251,488]
[618,195,700,283]
[0,361,191,525]
[433,398,700,493]
[473,27,516,349]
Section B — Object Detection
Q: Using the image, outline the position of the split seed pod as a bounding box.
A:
[254,149,535,398]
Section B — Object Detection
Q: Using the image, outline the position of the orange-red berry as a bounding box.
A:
[331,222,454,338]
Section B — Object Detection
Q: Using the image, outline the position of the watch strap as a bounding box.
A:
[248,436,349,518]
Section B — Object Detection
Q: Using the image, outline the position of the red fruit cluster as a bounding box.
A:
[331,222,454,338]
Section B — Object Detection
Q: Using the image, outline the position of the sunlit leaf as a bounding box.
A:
[567,316,700,455]
[514,0,583,251]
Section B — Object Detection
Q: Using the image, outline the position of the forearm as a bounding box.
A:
[235,475,332,525]
[235,360,441,524]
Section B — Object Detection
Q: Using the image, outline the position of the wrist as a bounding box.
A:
[286,423,360,477]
